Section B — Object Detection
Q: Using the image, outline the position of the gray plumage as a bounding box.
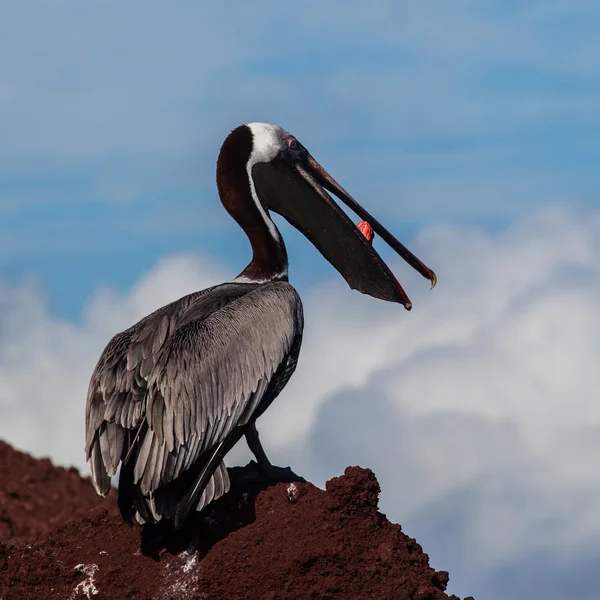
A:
[85,281,303,525]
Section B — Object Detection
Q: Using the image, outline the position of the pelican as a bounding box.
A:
[85,123,436,528]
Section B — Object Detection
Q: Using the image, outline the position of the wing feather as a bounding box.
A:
[134,428,155,485]
[90,442,111,495]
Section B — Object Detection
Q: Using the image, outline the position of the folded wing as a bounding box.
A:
[85,281,303,525]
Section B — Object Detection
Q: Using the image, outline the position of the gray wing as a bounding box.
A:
[85,283,250,491]
[85,281,303,524]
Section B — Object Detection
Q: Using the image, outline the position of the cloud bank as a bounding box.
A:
[1,203,599,599]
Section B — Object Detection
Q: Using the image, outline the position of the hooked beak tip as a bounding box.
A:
[429,272,437,290]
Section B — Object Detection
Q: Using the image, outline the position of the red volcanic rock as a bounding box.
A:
[0,440,472,599]
[0,440,117,544]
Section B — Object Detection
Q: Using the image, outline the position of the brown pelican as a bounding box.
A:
[85,123,436,529]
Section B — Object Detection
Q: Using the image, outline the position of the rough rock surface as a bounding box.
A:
[0,440,117,544]
[0,440,473,599]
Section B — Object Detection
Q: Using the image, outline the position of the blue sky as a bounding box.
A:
[2,2,600,599]
[2,1,599,318]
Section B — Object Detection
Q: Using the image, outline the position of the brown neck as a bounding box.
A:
[216,125,288,282]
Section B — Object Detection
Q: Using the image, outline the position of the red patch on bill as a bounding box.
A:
[356,220,374,244]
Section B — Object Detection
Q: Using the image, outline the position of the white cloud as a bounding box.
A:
[1,203,599,599]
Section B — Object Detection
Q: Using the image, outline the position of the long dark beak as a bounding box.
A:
[251,154,436,309]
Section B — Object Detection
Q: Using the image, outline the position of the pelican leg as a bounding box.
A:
[245,423,305,483]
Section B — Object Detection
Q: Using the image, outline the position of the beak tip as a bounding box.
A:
[429,272,437,290]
